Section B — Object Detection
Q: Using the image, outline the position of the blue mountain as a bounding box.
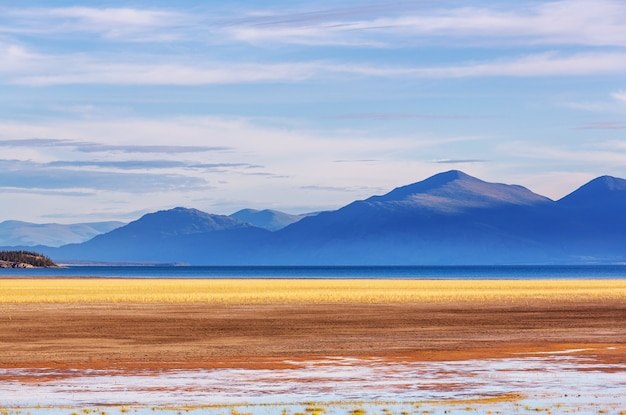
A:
[549,175,626,262]
[558,175,626,210]
[230,208,304,231]
[111,207,251,236]
[367,170,549,208]
[54,207,270,264]
[48,171,626,265]
[271,170,556,264]
[0,220,124,247]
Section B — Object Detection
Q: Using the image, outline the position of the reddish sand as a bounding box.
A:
[1,300,625,375]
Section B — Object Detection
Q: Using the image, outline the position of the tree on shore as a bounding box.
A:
[0,250,58,267]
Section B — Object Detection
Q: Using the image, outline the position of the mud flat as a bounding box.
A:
[1,278,625,414]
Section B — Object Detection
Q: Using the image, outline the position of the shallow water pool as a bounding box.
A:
[2,347,625,415]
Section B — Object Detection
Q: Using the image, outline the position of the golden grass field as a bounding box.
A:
[1,278,625,304]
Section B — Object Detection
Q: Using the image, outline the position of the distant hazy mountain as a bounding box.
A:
[230,209,304,231]
[53,207,270,264]
[48,171,626,265]
[108,207,251,236]
[0,220,124,247]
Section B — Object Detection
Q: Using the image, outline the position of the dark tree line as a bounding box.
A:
[0,250,57,267]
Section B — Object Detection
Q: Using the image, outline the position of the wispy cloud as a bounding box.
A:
[74,143,231,154]
[597,140,626,151]
[220,2,412,27]
[4,1,626,48]
[333,159,379,163]
[47,160,258,171]
[0,160,208,193]
[4,46,626,86]
[0,115,467,216]
[433,159,487,164]
[0,187,96,197]
[330,113,485,121]
[2,1,626,88]
[562,91,626,113]
[576,121,626,130]
[1,7,186,41]
[561,101,616,113]
[612,91,626,103]
[221,0,626,48]
[0,138,74,147]
[502,141,626,166]
[47,160,188,169]
[348,52,626,78]
[0,138,231,154]
[300,184,381,193]
[1,50,327,86]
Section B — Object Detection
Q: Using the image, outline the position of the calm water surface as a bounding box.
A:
[2,350,626,415]
[1,265,626,278]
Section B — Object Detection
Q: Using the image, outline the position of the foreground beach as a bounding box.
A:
[2,278,626,369]
[1,278,626,414]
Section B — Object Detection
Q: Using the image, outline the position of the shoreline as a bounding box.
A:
[2,280,625,414]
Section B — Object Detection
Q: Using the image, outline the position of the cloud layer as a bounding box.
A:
[2,1,626,86]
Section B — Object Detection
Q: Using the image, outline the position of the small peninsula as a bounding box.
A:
[0,250,58,268]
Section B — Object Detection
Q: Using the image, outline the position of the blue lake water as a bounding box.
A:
[1,264,626,278]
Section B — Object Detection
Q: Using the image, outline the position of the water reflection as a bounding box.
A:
[2,348,625,415]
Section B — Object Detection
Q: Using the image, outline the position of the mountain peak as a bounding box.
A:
[432,169,472,181]
[558,175,626,208]
[230,208,304,231]
[367,170,474,201]
[367,170,550,210]
[588,175,626,191]
[119,207,252,237]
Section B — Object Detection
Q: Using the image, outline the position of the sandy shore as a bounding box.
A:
[2,299,625,371]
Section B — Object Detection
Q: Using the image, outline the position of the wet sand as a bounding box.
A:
[2,300,625,372]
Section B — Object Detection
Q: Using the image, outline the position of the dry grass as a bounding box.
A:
[1,278,625,304]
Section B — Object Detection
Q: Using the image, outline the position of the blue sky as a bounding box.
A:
[1,0,626,222]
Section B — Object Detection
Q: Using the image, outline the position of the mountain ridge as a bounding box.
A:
[0,220,124,247]
[366,170,552,211]
[109,207,253,237]
[230,208,305,231]
[558,175,626,207]
[21,170,626,265]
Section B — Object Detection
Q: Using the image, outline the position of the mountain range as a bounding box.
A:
[6,170,626,265]
[0,210,306,248]
[0,220,124,247]
[230,209,306,231]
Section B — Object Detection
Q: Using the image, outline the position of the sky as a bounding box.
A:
[1,0,626,223]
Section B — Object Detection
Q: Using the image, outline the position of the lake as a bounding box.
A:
[1,264,626,279]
